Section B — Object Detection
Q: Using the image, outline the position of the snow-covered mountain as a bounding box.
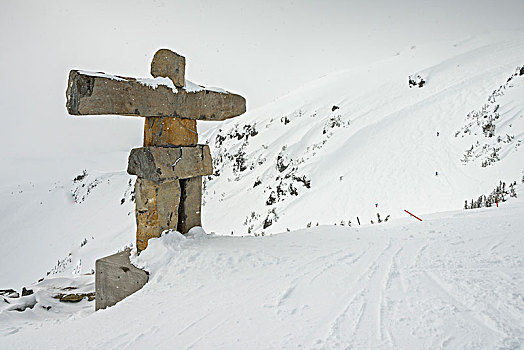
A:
[201,32,524,236]
[1,30,523,348]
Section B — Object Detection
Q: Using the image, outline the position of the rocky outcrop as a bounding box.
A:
[0,289,19,298]
[53,292,96,302]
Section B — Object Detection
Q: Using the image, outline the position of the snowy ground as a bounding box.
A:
[1,198,523,349]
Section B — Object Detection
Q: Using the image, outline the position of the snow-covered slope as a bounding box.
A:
[0,171,135,289]
[2,198,523,349]
[1,31,524,348]
[201,32,524,236]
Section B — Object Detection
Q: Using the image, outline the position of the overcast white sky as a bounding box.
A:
[1,0,523,182]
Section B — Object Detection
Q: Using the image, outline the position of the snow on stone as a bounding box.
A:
[204,86,227,93]
[77,70,127,82]
[136,76,178,93]
[171,156,182,167]
[184,79,227,93]
[76,73,225,95]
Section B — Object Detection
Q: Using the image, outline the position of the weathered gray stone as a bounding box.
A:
[128,145,213,183]
[151,49,185,88]
[95,249,148,311]
[135,178,180,252]
[177,176,203,234]
[66,70,246,121]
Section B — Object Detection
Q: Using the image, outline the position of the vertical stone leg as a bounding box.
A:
[177,176,202,234]
[144,117,197,147]
[135,178,181,252]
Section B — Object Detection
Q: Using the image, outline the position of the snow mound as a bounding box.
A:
[132,227,210,276]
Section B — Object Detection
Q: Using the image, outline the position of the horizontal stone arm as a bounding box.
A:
[66,70,246,121]
[127,145,213,183]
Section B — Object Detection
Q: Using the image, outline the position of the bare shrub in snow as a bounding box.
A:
[408,74,425,88]
[464,180,518,209]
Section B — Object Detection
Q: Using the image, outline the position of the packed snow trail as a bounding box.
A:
[1,200,523,349]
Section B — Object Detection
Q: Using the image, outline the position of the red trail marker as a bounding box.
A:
[404,209,423,221]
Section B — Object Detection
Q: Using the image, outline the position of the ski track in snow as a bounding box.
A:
[1,200,524,349]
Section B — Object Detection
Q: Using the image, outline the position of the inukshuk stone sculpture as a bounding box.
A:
[66,49,246,253]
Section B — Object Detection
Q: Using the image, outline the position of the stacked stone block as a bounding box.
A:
[66,48,246,254]
[128,143,213,251]
[66,49,246,310]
